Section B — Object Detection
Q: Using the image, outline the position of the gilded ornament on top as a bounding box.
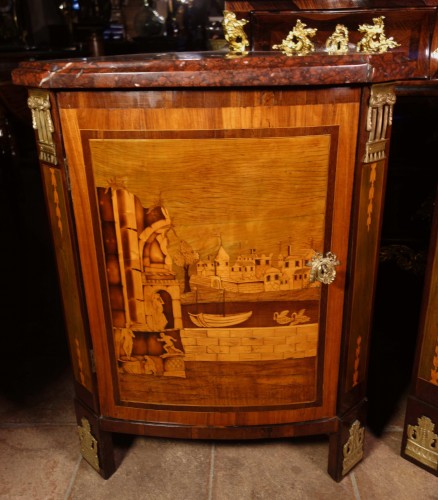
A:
[357,16,400,54]
[325,24,349,55]
[222,10,249,57]
[272,19,317,56]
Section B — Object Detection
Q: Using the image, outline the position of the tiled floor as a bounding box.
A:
[0,366,436,500]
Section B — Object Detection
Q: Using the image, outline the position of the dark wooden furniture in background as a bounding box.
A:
[400,185,438,476]
[11,0,438,482]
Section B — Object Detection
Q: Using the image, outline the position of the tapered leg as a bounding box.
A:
[75,399,117,479]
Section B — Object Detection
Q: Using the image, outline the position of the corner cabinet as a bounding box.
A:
[401,186,438,477]
[13,1,437,477]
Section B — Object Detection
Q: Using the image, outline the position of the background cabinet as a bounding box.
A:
[400,186,438,476]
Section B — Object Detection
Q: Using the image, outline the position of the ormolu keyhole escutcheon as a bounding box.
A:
[306,252,340,285]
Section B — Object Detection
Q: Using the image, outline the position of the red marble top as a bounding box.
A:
[11,49,433,90]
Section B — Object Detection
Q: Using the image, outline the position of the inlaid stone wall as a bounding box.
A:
[180,324,318,362]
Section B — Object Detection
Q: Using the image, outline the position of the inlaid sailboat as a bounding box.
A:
[188,310,253,328]
[188,287,252,328]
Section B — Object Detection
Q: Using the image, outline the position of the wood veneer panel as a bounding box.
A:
[100,415,339,439]
[57,88,360,109]
[414,187,438,400]
[59,88,360,428]
[417,213,438,386]
[41,165,94,392]
[335,85,392,414]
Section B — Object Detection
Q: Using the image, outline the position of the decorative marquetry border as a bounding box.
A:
[352,335,362,387]
[366,163,377,232]
[430,339,438,386]
[49,167,63,237]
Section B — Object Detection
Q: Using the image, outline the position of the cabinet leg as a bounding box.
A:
[401,396,438,476]
[74,399,117,479]
[328,401,367,482]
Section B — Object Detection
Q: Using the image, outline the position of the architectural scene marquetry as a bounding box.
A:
[92,133,330,406]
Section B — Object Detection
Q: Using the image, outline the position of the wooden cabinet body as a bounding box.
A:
[14,73,387,482]
[401,186,438,476]
[62,86,358,423]
[12,0,438,482]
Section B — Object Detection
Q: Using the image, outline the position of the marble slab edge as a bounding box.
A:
[11,52,427,89]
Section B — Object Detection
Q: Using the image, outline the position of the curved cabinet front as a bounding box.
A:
[58,87,360,430]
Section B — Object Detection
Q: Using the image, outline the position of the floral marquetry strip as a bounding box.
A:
[405,416,438,470]
[342,420,365,475]
[352,335,362,387]
[366,163,377,232]
[430,339,438,386]
[49,168,63,237]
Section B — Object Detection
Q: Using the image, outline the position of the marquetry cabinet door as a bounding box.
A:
[55,87,363,429]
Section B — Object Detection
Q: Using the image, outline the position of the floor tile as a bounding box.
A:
[0,368,75,425]
[212,438,356,500]
[354,431,437,500]
[0,425,80,500]
[382,393,408,431]
[68,437,212,500]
